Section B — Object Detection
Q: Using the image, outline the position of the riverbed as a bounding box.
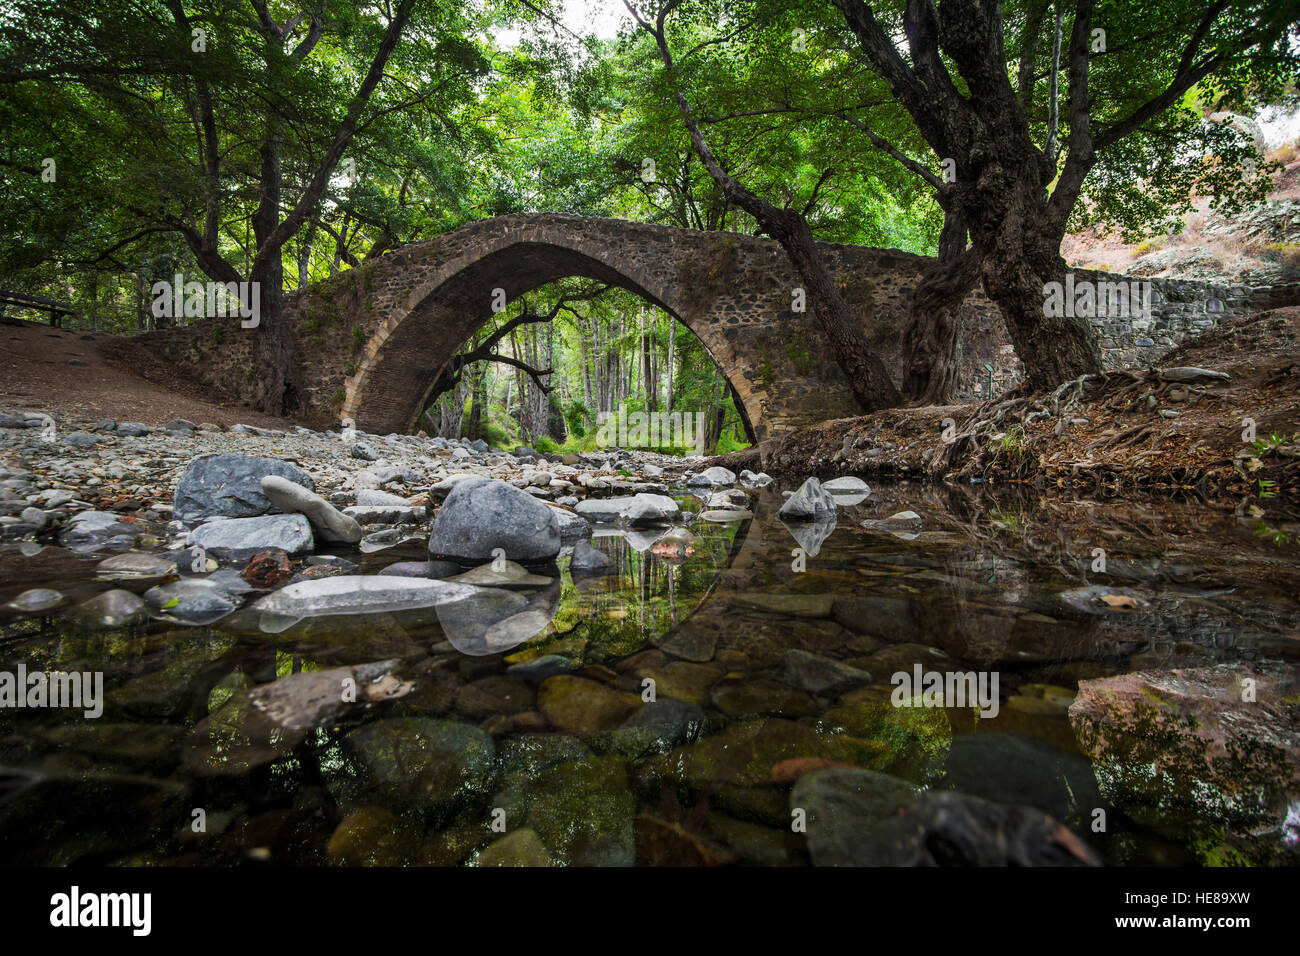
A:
[2,462,1297,866]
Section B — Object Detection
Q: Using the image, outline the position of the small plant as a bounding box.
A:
[351,325,366,351]
[1252,521,1292,547]
[344,360,359,377]
[1251,432,1298,455]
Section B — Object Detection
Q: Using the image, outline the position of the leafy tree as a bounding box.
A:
[829,0,1298,390]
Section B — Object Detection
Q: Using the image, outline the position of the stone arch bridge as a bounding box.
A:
[138,213,1283,446]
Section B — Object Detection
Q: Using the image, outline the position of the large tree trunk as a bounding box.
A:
[765,207,901,411]
[959,161,1102,390]
[980,233,1102,391]
[249,121,305,418]
[899,210,981,404]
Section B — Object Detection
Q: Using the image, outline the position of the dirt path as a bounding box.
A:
[0,320,296,428]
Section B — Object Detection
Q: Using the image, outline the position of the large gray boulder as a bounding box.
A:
[429,476,560,563]
[174,454,315,524]
[686,466,736,487]
[614,492,680,528]
[778,477,836,521]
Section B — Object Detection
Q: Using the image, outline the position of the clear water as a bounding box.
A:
[2,482,1298,866]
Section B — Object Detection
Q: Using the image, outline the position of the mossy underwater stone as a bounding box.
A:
[492,753,636,866]
[341,717,496,814]
[537,675,643,733]
[817,698,953,783]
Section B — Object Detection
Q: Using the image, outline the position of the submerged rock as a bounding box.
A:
[249,659,411,732]
[342,717,496,813]
[860,510,922,533]
[143,577,242,625]
[377,559,460,578]
[251,575,481,632]
[436,582,559,656]
[783,648,871,694]
[472,828,556,867]
[447,560,554,588]
[491,751,636,866]
[941,732,1103,824]
[95,551,177,582]
[792,768,1098,866]
[698,509,753,522]
[359,528,421,553]
[538,675,643,733]
[65,589,147,628]
[1069,663,1300,834]
[57,511,136,550]
[1058,585,1151,616]
[5,587,66,613]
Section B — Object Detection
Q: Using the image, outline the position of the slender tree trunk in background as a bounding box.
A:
[297,219,317,288]
[580,314,595,413]
[899,209,982,404]
[641,311,654,413]
[467,366,484,441]
[666,320,676,416]
[453,378,468,438]
[727,378,755,445]
[704,375,725,455]
[503,371,514,433]
[650,320,659,411]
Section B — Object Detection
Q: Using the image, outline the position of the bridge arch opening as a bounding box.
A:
[342,234,760,451]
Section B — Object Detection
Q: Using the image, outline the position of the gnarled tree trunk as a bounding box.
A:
[899,210,981,404]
